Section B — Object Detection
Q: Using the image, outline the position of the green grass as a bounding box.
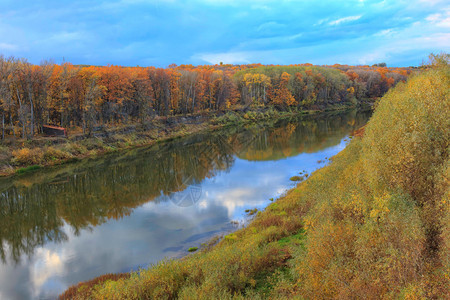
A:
[16,165,41,174]
[277,229,305,247]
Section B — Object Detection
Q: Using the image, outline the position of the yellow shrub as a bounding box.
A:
[362,66,449,204]
[12,147,43,165]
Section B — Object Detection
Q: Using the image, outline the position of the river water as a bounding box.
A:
[0,110,370,299]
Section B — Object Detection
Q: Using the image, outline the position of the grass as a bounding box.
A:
[277,229,305,247]
[245,208,259,216]
[61,60,449,299]
[15,165,41,174]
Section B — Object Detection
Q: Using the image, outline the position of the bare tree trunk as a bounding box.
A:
[192,89,196,113]
[186,83,192,114]
[209,90,212,109]
[60,89,64,127]
[263,85,266,104]
[82,110,86,135]
[10,114,15,137]
[30,97,34,137]
[16,89,25,139]
[1,113,4,140]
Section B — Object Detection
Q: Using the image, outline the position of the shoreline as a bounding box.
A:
[0,104,367,178]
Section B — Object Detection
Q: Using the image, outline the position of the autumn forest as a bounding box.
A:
[0,56,410,139]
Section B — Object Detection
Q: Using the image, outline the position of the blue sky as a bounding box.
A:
[0,0,449,67]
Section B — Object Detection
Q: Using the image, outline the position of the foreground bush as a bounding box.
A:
[12,147,44,165]
[296,57,449,298]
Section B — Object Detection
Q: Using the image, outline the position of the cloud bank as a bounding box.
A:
[0,0,448,66]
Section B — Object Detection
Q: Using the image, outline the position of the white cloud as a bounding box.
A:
[315,18,329,26]
[48,31,83,43]
[418,0,447,5]
[257,21,285,33]
[426,10,450,28]
[329,15,362,26]
[251,4,271,11]
[31,248,64,298]
[212,187,256,218]
[356,51,388,65]
[194,51,251,64]
[374,29,395,36]
[426,13,441,22]
[0,42,18,50]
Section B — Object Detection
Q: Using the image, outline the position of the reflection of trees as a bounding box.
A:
[238,110,371,161]
[0,133,236,264]
[0,135,241,261]
[0,109,371,263]
[0,186,68,264]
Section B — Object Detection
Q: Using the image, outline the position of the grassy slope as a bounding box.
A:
[62,63,449,299]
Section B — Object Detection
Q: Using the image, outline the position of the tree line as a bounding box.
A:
[0,55,411,139]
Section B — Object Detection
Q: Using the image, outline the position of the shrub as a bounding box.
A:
[43,146,73,162]
[12,147,43,165]
[82,138,105,150]
[59,273,130,300]
[295,62,449,299]
[362,66,449,205]
[224,233,238,241]
[0,145,11,161]
[62,143,88,156]
[212,112,241,125]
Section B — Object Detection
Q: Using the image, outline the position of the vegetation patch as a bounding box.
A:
[12,147,44,165]
[15,165,41,174]
[59,273,130,300]
[289,175,303,181]
[245,208,259,216]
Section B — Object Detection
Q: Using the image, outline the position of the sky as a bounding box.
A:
[0,0,449,67]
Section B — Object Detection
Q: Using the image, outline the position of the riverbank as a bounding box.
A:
[60,62,448,299]
[0,105,361,177]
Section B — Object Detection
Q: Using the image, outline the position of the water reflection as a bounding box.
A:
[0,110,370,299]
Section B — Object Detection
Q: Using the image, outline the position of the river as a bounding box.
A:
[0,110,371,299]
